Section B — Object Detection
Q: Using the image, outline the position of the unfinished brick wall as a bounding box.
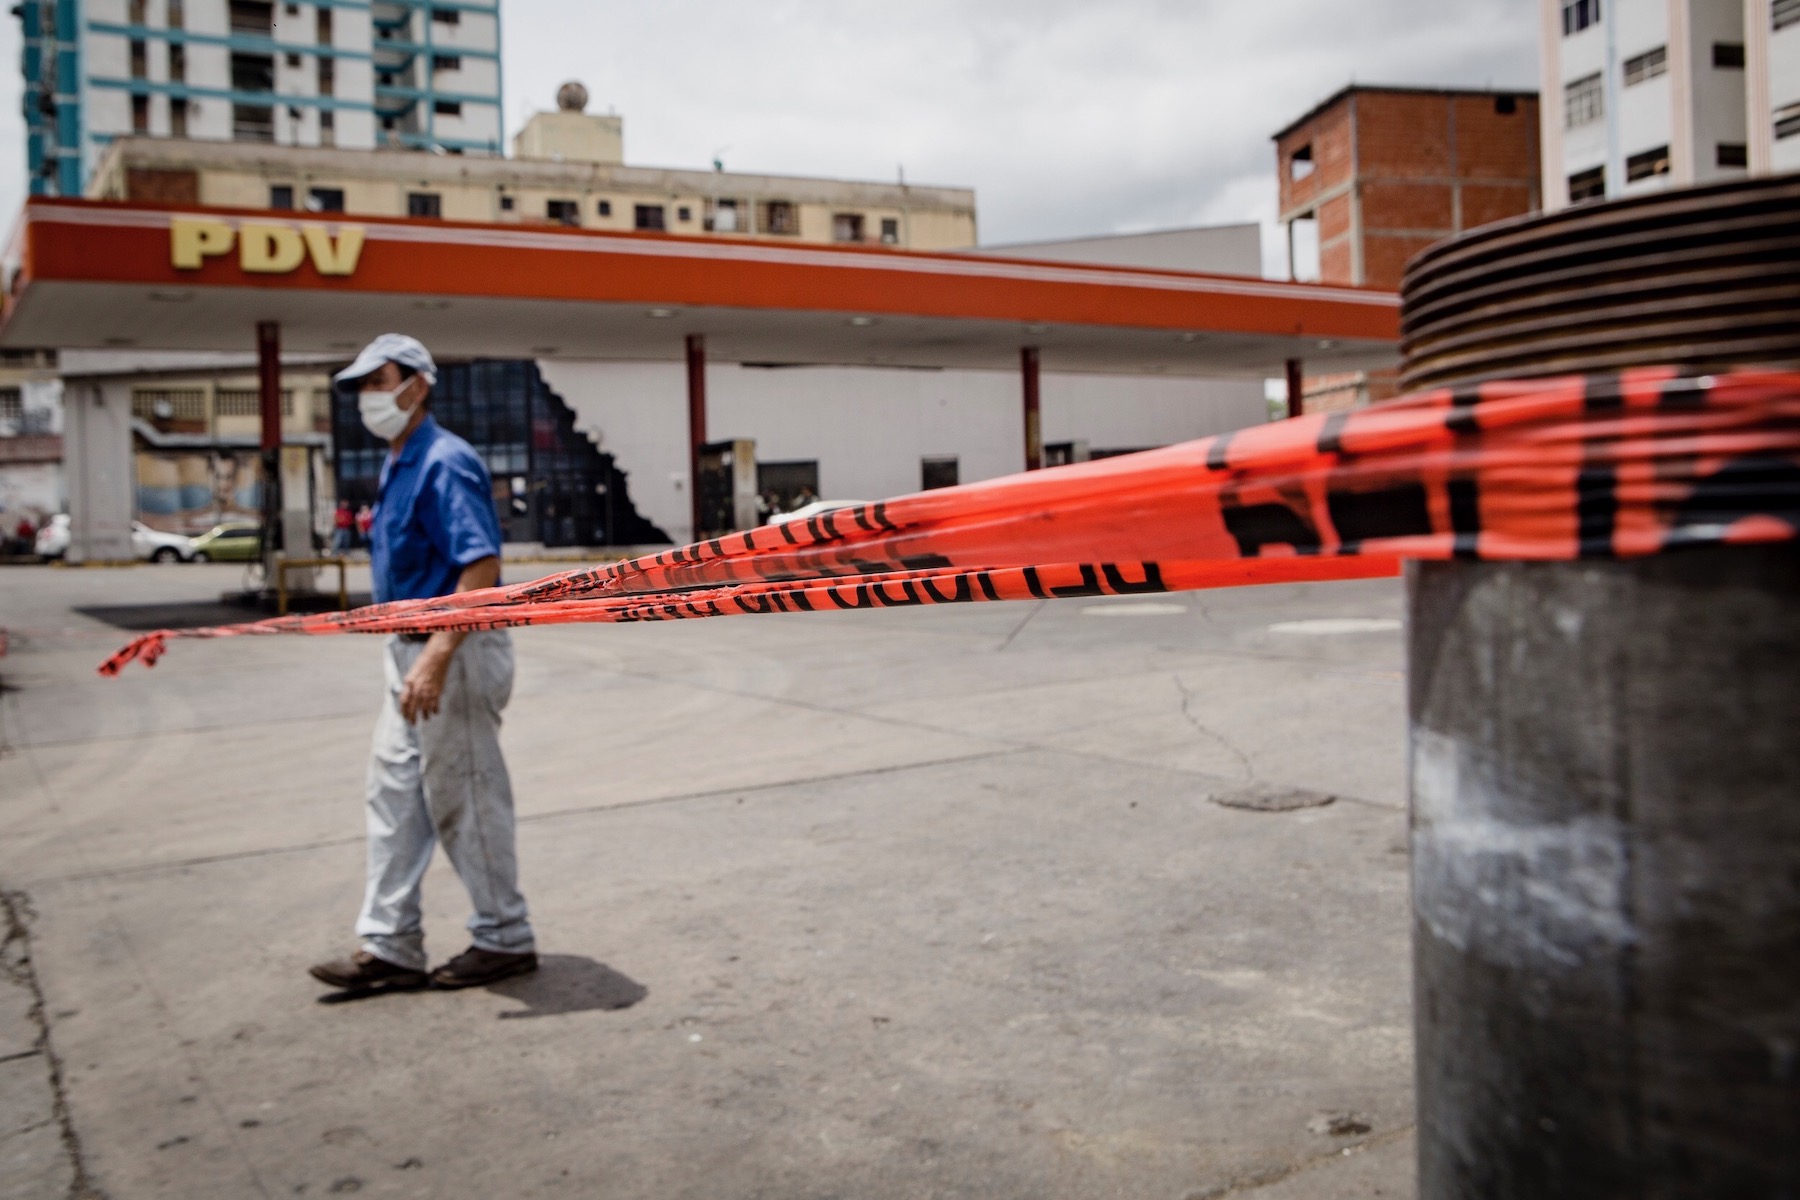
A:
[1275,87,1541,291]
[1273,86,1540,414]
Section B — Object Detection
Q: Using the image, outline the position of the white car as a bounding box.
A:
[131,521,198,563]
[770,500,868,526]
[33,513,69,559]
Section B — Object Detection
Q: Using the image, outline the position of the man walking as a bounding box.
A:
[310,334,537,996]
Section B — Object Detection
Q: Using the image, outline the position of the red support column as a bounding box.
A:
[1021,346,1042,471]
[1285,357,1305,419]
[686,333,707,539]
[256,320,283,555]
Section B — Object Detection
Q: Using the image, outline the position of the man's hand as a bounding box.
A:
[395,555,499,724]
[399,643,453,724]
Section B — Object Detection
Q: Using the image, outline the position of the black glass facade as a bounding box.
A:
[332,359,668,547]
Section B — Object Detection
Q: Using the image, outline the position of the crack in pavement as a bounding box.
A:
[1172,673,1256,782]
[1185,1124,1416,1198]
[2,889,107,1200]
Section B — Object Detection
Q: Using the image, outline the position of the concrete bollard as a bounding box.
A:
[1407,545,1800,1198]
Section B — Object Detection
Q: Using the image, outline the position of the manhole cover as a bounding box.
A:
[1209,782,1336,812]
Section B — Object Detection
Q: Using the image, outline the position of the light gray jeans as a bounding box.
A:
[356,631,535,971]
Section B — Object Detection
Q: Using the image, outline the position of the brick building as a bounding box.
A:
[1273,85,1542,409]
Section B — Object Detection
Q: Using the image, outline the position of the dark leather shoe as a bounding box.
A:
[430,946,539,989]
[309,950,429,994]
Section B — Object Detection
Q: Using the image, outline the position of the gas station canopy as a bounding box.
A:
[1,199,1398,376]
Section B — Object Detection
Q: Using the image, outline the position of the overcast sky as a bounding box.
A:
[0,0,1541,276]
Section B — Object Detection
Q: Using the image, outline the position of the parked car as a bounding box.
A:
[769,500,868,526]
[188,520,263,562]
[131,521,198,563]
[33,513,70,559]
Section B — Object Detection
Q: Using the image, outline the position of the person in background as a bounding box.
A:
[789,486,819,512]
[331,500,356,555]
[308,334,537,998]
[355,503,374,548]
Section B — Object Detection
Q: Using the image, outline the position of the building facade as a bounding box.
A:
[1272,85,1541,410]
[1539,0,1798,210]
[87,91,980,249]
[0,350,65,539]
[19,0,503,198]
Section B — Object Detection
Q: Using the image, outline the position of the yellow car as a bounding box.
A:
[188,521,263,563]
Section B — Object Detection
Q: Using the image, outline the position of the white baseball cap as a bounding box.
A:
[333,332,439,391]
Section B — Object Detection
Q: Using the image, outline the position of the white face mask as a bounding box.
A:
[358,382,414,442]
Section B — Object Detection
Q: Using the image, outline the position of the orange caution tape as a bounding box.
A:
[99,365,1800,676]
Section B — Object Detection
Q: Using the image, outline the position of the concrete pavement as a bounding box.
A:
[1,561,1415,1198]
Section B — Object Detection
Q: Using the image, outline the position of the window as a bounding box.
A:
[231,52,275,93]
[432,7,460,23]
[432,54,462,71]
[229,0,274,36]
[831,212,864,243]
[760,200,798,235]
[1717,142,1748,168]
[546,198,579,225]
[170,96,188,137]
[435,100,462,116]
[214,388,293,417]
[1623,46,1666,85]
[319,109,334,146]
[880,217,899,244]
[705,198,738,232]
[1289,143,1315,181]
[306,186,344,212]
[676,205,692,222]
[499,194,515,211]
[128,0,146,22]
[318,58,334,96]
[1494,94,1517,115]
[1568,165,1606,202]
[408,191,443,218]
[597,199,612,217]
[316,7,331,43]
[131,389,206,423]
[233,103,274,142]
[269,184,294,209]
[1777,0,1800,31]
[130,39,146,79]
[132,94,150,133]
[1626,145,1670,182]
[0,389,21,427]
[285,2,299,13]
[169,43,185,82]
[1562,0,1601,36]
[1564,72,1604,127]
[634,204,666,231]
[379,72,393,86]
[167,0,184,28]
[1776,102,1800,140]
[1712,42,1745,69]
[921,457,959,491]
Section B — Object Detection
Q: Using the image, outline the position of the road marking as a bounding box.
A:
[1268,618,1401,635]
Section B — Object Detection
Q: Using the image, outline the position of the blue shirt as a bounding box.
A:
[371,415,504,604]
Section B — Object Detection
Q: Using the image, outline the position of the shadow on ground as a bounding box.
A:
[75,594,376,631]
[489,955,648,1019]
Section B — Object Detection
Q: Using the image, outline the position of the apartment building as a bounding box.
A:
[18,0,502,198]
[87,86,981,249]
[1540,0,1797,209]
